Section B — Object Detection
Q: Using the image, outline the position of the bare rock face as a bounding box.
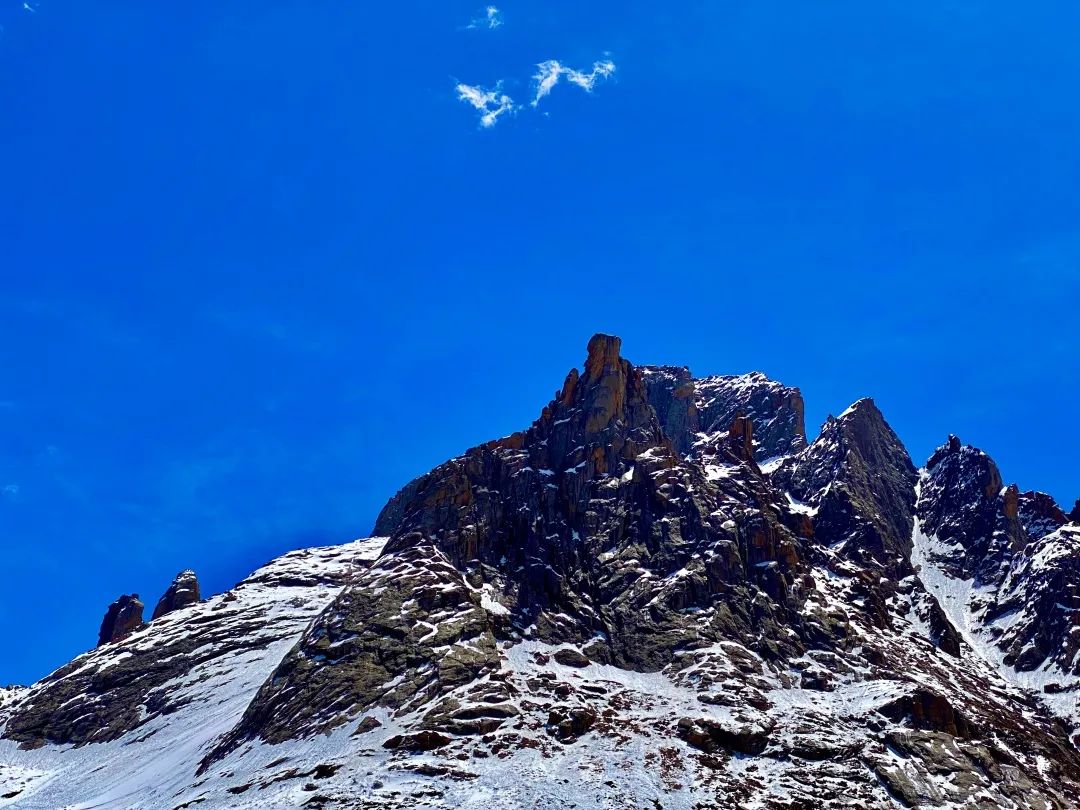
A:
[368,334,808,672]
[151,570,200,620]
[919,435,1026,583]
[773,398,918,578]
[916,435,1080,704]
[639,365,699,456]
[1018,490,1067,541]
[96,594,144,647]
[640,366,807,461]
[728,413,755,464]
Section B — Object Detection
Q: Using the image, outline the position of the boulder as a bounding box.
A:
[382,731,452,751]
[553,648,590,668]
[547,706,597,741]
[677,716,773,755]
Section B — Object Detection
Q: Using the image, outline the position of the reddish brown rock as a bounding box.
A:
[97,594,145,647]
[728,413,755,463]
[152,570,201,620]
[1002,485,1019,520]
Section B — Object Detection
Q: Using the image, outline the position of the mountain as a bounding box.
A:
[0,335,1077,809]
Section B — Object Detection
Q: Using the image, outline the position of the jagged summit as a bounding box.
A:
[638,364,806,461]
[2,335,1078,809]
[915,432,1080,719]
[582,331,622,381]
[772,394,917,577]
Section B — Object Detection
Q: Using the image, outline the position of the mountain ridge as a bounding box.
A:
[0,334,1077,809]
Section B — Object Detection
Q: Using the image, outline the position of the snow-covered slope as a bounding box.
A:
[0,538,385,808]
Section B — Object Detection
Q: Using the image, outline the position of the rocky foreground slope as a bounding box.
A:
[1,335,1078,809]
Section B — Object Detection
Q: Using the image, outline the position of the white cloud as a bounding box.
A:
[467,6,502,30]
[531,59,616,107]
[456,82,515,128]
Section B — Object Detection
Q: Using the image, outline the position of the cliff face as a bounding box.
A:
[1,335,1077,810]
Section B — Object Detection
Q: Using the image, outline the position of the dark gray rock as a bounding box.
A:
[774,398,918,578]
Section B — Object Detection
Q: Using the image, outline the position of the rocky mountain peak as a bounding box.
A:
[1069,498,1080,524]
[576,333,641,434]
[96,594,144,647]
[925,435,1004,500]
[773,397,916,576]
[926,433,963,467]
[1017,490,1068,542]
[917,436,1022,583]
[582,332,622,382]
[915,438,1079,707]
[4,337,1080,809]
[152,569,201,620]
[829,398,898,457]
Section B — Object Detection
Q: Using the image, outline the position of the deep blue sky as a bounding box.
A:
[2,2,1078,684]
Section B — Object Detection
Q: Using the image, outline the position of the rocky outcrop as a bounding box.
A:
[677,715,773,754]
[96,594,144,647]
[639,365,699,456]
[203,541,499,758]
[640,366,807,461]
[877,690,974,738]
[773,398,918,577]
[1018,490,1067,542]
[915,436,1080,715]
[369,335,808,675]
[919,435,1026,583]
[727,413,755,464]
[152,570,200,620]
[5,539,385,749]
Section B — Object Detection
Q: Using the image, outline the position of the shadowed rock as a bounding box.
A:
[97,594,144,647]
[774,398,917,577]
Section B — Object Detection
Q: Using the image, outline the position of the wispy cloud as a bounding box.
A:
[456,82,516,128]
[466,5,502,30]
[531,59,616,107]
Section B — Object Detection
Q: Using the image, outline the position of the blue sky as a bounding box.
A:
[2,2,1078,684]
